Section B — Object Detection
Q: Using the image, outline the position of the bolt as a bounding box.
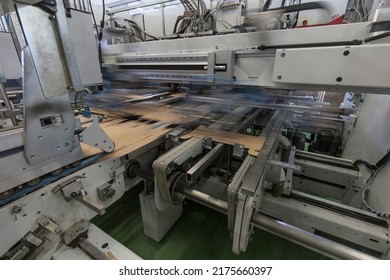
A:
[42,220,50,226]
[11,205,22,214]
[55,228,62,234]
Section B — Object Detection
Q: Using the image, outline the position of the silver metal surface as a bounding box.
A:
[67,10,102,85]
[283,146,296,195]
[139,191,182,242]
[37,216,63,234]
[273,45,390,92]
[189,96,344,114]
[22,46,78,165]
[233,192,254,254]
[260,192,389,255]
[0,158,125,256]
[251,213,379,260]
[240,110,285,196]
[54,0,83,92]
[186,143,224,184]
[79,116,115,153]
[16,3,69,97]
[61,219,90,245]
[78,239,111,260]
[85,224,142,260]
[73,195,107,215]
[103,23,370,56]
[296,150,355,167]
[103,22,389,92]
[178,186,228,214]
[176,186,378,259]
[153,137,203,209]
[267,159,301,172]
[64,0,91,13]
[0,131,83,193]
[294,158,360,189]
[342,94,390,212]
[55,177,84,201]
[109,0,177,15]
[227,156,255,232]
[0,32,20,80]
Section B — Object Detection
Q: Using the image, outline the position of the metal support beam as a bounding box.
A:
[108,0,177,15]
[240,110,285,196]
[0,81,18,126]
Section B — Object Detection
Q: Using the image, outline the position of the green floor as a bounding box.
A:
[92,185,328,260]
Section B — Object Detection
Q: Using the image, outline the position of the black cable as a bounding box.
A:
[375,148,390,169]
[353,148,390,171]
[102,0,105,24]
[99,0,105,41]
[74,91,79,105]
[293,0,302,28]
[88,0,102,68]
[353,159,377,170]
[176,18,191,34]
[173,16,184,34]
[263,0,272,11]
[88,0,99,38]
[124,19,158,40]
[258,39,363,50]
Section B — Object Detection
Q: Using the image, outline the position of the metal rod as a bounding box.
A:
[108,0,177,15]
[79,239,111,260]
[175,186,379,260]
[73,195,106,216]
[250,214,379,260]
[0,81,18,126]
[177,186,228,214]
[5,90,23,95]
[189,96,345,114]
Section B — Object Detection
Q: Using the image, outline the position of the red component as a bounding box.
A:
[297,14,344,28]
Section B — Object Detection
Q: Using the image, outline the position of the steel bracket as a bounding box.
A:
[37,216,63,235]
[202,137,213,150]
[79,115,115,153]
[233,144,245,159]
[61,219,90,247]
[52,175,85,201]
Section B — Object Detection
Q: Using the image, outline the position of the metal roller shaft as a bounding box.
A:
[176,186,379,260]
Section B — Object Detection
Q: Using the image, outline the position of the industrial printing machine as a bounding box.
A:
[0,0,390,260]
